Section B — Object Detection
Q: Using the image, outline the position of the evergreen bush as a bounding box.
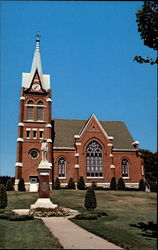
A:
[6,179,14,191]
[139,179,146,191]
[67,177,76,189]
[110,177,117,190]
[117,177,125,190]
[77,176,85,190]
[18,178,26,191]
[0,184,7,209]
[54,177,60,189]
[91,181,97,190]
[84,186,97,211]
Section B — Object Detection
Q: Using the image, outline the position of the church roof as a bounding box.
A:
[53,118,135,150]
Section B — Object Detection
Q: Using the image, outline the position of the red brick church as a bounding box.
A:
[15,37,144,191]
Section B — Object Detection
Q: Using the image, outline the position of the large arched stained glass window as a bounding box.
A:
[26,100,34,120]
[121,158,129,177]
[86,141,103,177]
[58,157,66,178]
[37,101,44,121]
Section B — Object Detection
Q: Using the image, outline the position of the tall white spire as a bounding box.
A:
[22,33,50,91]
[29,33,44,87]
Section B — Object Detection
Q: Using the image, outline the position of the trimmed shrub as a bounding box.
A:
[54,177,60,189]
[67,177,76,189]
[77,176,85,190]
[84,186,97,211]
[6,179,14,191]
[91,181,97,190]
[117,177,125,190]
[139,179,146,191]
[0,184,7,209]
[18,178,26,191]
[110,177,117,190]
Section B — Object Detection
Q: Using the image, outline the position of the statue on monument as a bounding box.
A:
[41,139,48,162]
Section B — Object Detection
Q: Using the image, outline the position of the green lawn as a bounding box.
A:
[2,190,157,250]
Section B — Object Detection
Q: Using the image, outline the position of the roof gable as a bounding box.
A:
[53,118,134,150]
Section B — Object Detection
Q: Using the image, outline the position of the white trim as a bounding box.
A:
[46,123,52,128]
[110,154,113,157]
[132,141,140,145]
[79,114,113,140]
[122,177,130,179]
[75,153,79,157]
[110,164,115,169]
[32,128,38,131]
[107,143,113,146]
[46,98,52,102]
[20,96,25,100]
[58,177,66,179]
[125,183,139,185]
[108,136,114,140]
[39,173,49,176]
[47,139,52,143]
[113,149,137,151]
[15,162,23,167]
[39,129,44,131]
[26,128,31,131]
[86,177,104,179]
[18,122,24,127]
[75,142,81,146]
[53,147,75,150]
[17,138,24,142]
[75,164,79,169]
[74,135,80,138]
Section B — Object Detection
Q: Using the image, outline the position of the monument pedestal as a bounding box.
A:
[30,160,57,209]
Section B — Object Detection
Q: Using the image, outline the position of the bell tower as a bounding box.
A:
[15,34,52,191]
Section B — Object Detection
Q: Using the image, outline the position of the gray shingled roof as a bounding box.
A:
[53,118,134,150]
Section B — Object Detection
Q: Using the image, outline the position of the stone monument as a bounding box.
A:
[30,140,57,209]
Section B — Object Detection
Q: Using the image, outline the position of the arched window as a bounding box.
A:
[121,158,129,177]
[86,141,103,177]
[37,101,44,121]
[58,157,66,178]
[27,100,34,120]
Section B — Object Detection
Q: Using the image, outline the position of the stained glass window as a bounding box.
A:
[58,157,66,177]
[86,141,103,177]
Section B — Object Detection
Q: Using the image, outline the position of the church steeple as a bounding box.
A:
[29,33,44,88]
[22,34,50,91]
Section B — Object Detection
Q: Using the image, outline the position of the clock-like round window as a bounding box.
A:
[29,149,39,159]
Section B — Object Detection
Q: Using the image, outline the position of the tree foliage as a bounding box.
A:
[77,176,85,190]
[139,179,146,191]
[6,179,14,191]
[140,149,158,179]
[134,1,158,65]
[18,178,26,192]
[54,177,60,189]
[110,177,117,190]
[67,177,76,189]
[117,177,126,190]
[84,186,97,211]
[0,184,7,209]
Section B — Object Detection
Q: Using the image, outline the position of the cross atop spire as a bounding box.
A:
[36,31,42,42]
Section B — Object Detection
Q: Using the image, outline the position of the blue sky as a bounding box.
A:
[0,1,157,176]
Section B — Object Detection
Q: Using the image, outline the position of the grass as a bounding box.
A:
[2,190,157,250]
[0,218,63,249]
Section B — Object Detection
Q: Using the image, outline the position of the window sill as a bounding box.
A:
[86,177,104,179]
[58,177,66,179]
[122,177,130,179]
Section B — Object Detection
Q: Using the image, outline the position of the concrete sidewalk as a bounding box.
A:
[13,209,122,249]
[42,217,122,249]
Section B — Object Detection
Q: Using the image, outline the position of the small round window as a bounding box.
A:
[29,149,39,159]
